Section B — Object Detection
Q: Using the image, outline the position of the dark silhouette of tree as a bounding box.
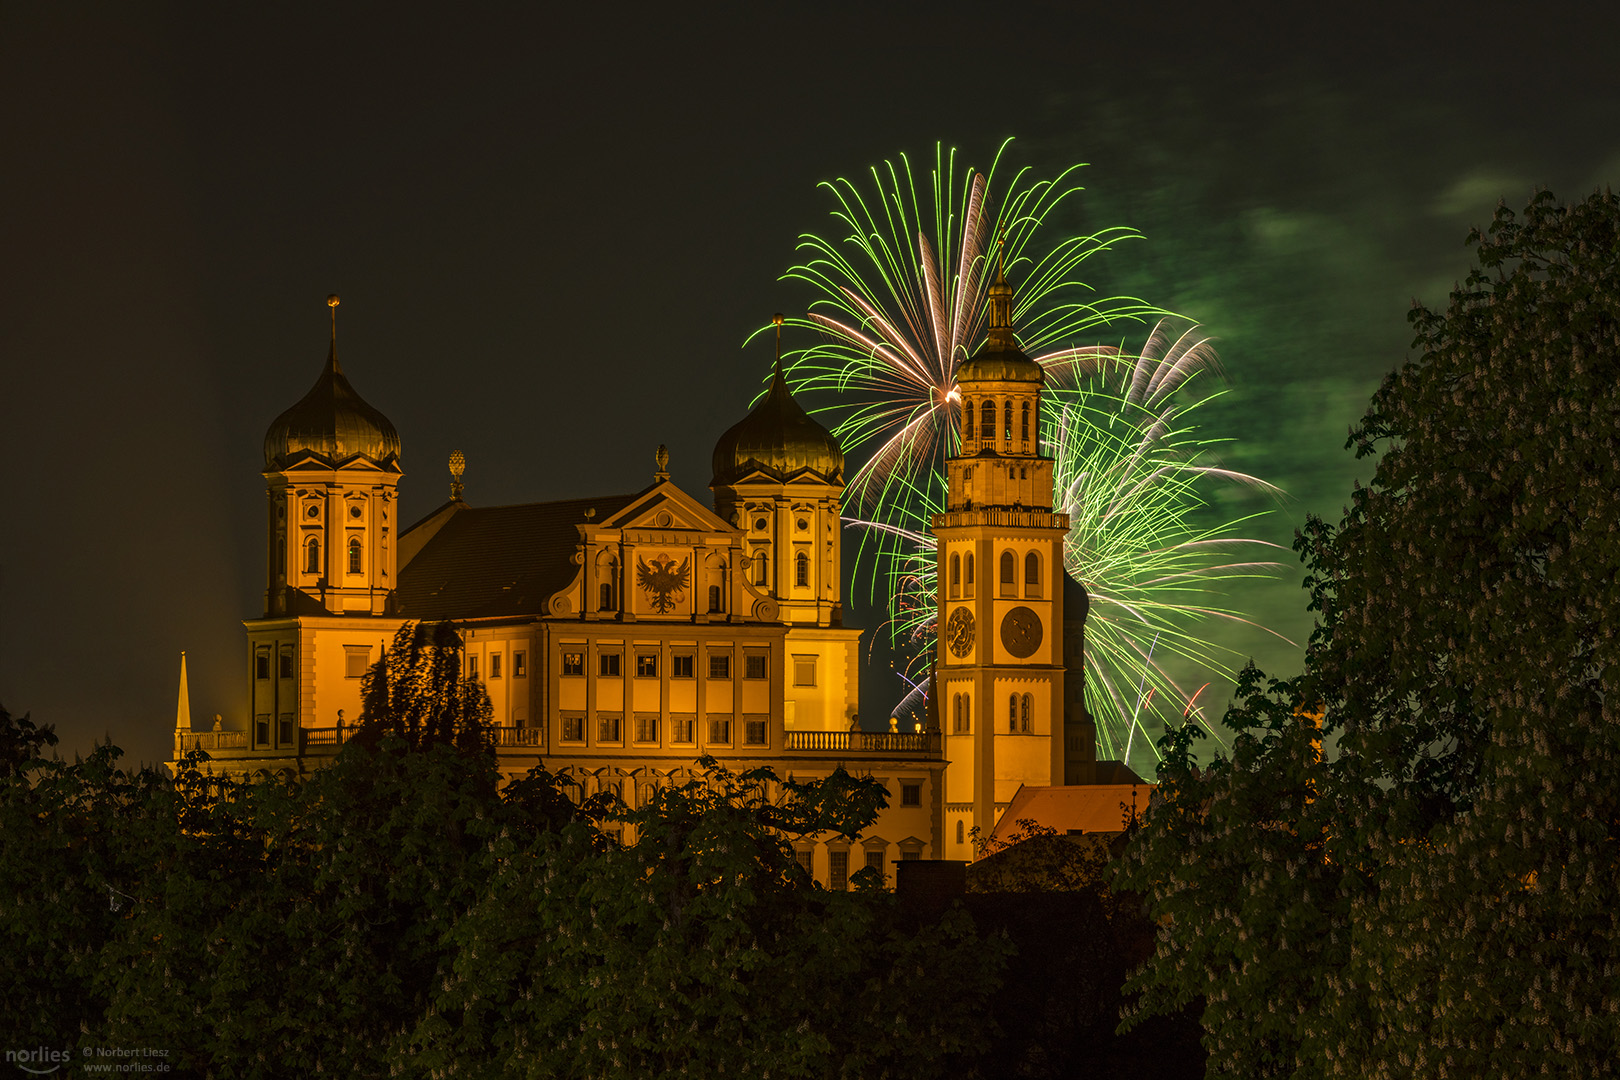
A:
[358,620,493,753]
[1116,189,1620,1078]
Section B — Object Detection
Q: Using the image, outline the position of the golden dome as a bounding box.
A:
[955,264,1044,384]
[711,365,843,486]
[264,342,401,470]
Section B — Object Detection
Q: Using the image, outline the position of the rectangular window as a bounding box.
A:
[709,717,732,744]
[829,850,849,891]
[255,651,270,680]
[600,653,621,677]
[599,715,622,743]
[795,849,813,875]
[278,649,294,679]
[671,715,695,743]
[708,653,731,680]
[562,652,584,677]
[672,654,694,678]
[468,654,479,680]
[744,654,768,680]
[489,653,502,679]
[865,850,885,877]
[255,714,269,745]
[901,782,921,807]
[562,716,585,742]
[344,646,369,680]
[513,651,526,678]
[901,850,921,861]
[277,714,294,746]
[744,718,768,746]
[635,654,658,678]
[635,715,658,742]
[792,655,816,686]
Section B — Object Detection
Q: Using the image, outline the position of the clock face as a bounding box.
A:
[945,606,975,658]
[1000,606,1043,659]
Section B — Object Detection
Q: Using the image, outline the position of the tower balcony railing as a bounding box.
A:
[174,729,249,756]
[784,730,941,756]
[930,508,1070,530]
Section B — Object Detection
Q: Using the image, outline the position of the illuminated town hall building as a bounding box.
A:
[175,293,1128,879]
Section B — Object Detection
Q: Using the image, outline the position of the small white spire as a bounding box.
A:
[175,651,192,732]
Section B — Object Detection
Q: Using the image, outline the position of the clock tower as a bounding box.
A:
[933,263,1073,857]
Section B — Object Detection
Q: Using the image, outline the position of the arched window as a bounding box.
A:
[949,553,961,598]
[305,537,320,574]
[277,536,286,576]
[599,556,618,610]
[348,536,362,575]
[1021,401,1030,441]
[956,820,965,844]
[1000,550,1016,592]
[795,551,810,587]
[754,550,769,586]
[1021,694,1033,733]
[1004,401,1013,439]
[1025,551,1041,598]
[963,399,975,441]
[964,552,974,593]
[1008,694,1019,733]
[708,584,722,612]
[980,400,996,441]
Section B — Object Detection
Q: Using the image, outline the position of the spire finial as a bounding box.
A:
[327,294,340,341]
[449,450,466,500]
[772,313,786,381]
[654,444,670,482]
[986,230,1016,347]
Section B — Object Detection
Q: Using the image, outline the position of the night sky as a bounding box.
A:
[4,3,1617,771]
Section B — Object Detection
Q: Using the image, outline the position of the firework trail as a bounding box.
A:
[761,140,1288,763]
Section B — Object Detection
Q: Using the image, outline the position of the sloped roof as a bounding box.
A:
[989,782,1156,845]
[397,494,637,620]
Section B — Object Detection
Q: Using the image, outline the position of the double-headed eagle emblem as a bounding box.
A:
[636,554,691,614]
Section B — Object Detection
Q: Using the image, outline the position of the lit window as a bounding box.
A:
[636,654,658,678]
[490,653,502,679]
[344,646,369,679]
[795,552,809,587]
[744,718,767,745]
[1003,401,1013,439]
[901,782,921,806]
[561,652,584,676]
[793,655,816,686]
[744,654,768,680]
[672,654,694,678]
[829,850,849,891]
[513,651,526,678]
[599,653,621,677]
[709,653,731,680]
[599,716,621,742]
[348,536,362,575]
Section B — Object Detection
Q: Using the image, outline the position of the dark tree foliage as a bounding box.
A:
[0,707,1005,1079]
[1116,189,1620,1078]
[359,620,494,753]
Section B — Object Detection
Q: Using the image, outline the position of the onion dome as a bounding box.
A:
[955,264,1044,384]
[264,339,401,471]
[711,316,843,486]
